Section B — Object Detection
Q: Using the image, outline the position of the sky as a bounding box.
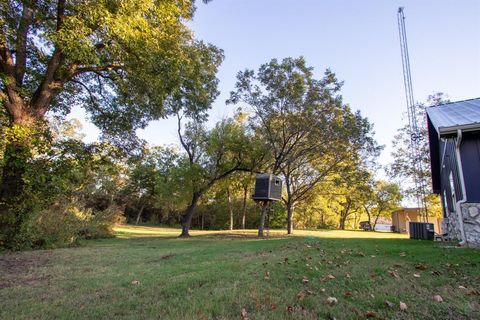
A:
[71,0,480,171]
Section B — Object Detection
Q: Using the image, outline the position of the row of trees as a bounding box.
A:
[1,1,408,249]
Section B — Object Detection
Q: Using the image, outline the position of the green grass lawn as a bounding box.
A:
[1,226,479,320]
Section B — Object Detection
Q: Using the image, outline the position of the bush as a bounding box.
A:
[10,201,124,250]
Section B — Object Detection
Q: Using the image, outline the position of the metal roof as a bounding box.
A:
[426,98,480,135]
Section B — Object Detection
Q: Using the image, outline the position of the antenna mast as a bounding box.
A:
[397,7,429,222]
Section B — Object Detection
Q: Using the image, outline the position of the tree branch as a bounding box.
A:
[14,1,34,86]
[30,0,66,114]
[177,113,194,163]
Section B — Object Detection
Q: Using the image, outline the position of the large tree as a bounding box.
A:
[228,57,379,234]
[175,116,263,237]
[0,0,222,235]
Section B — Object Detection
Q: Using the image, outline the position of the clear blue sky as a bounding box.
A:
[72,0,480,169]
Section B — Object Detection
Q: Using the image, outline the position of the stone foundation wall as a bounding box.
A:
[443,203,480,247]
[461,203,480,246]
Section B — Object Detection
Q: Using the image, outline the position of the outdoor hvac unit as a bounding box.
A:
[409,222,434,240]
[252,174,282,201]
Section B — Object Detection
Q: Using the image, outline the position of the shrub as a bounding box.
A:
[9,201,124,250]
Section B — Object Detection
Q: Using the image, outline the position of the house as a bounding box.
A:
[391,208,442,234]
[426,98,480,246]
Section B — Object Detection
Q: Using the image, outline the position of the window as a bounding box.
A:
[275,179,280,186]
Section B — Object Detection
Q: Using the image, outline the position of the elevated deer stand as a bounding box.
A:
[252,174,282,238]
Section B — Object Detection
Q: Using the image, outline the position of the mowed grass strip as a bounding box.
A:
[1,226,479,320]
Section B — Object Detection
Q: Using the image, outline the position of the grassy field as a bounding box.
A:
[1,226,479,320]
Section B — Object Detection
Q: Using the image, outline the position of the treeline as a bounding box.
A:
[1,1,439,250]
[1,57,404,249]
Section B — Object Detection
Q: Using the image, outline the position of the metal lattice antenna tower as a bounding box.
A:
[397,7,429,222]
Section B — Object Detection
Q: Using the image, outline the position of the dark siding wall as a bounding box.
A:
[439,138,463,212]
[460,132,480,202]
[428,116,441,193]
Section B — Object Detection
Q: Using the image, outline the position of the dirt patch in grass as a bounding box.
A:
[0,251,52,289]
[161,253,176,260]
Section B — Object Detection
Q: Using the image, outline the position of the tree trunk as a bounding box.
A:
[227,187,234,231]
[373,211,383,229]
[179,192,201,237]
[258,201,269,237]
[241,186,247,229]
[364,205,372,226]
[286,201,294,234]
[339,215,346,230]
[135,203,145,225]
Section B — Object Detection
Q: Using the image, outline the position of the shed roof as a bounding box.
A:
[426,98,480,135]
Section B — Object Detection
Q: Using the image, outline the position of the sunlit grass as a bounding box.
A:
[113,224,409,239]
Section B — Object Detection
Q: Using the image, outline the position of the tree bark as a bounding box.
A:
[339,215,346,230]
[227,187,234,231]
[286,201,294,234]
[241,186,247,229]
[258,201,269,237]
[135,203,145,225]
[373,211,383,229]
[179,192,201,237]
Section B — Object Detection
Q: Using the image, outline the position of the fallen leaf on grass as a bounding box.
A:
[264,272,270,280]
[365,311,378,318]
[131,280,140,285]
[327,274,336,280]
[415,263,428,270]
[433,295,443,302]
[399,252,407,257]
[302,277,309,284]
[320,288,326,293]
[431,270,441,276]
[467,289,480,296]
[413,273,421,278]
[388,270,399,278]
[241,308,249,320]
[297,291,306,301]
[399,301,408,311]
[326,297,338,305]
[345,273,351,278]
[344,291,353,297]
[286,305,294,313]
[458,285,467,290]
[384,300,394,308]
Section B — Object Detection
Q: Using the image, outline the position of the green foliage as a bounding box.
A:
[12,201,123,250]
[228,57,381,233]
[0,120,127,249]
[1,1,223,137]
